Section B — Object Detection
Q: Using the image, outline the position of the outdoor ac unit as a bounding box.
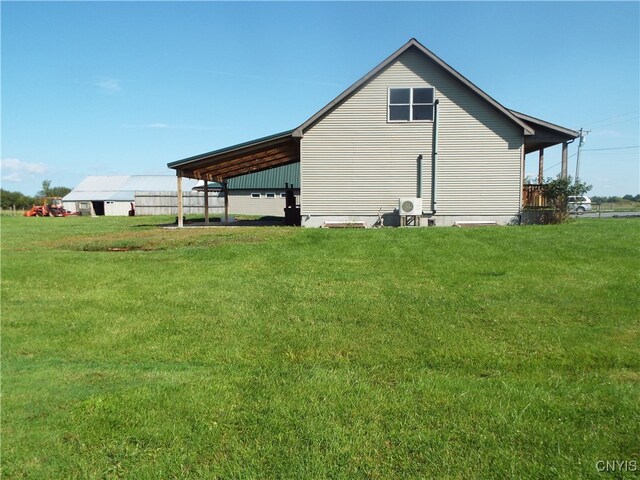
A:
[398,197,422,216]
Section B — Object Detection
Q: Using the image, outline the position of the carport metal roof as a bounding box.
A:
[167,129,299,182]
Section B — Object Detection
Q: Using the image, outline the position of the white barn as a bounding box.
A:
[168,38,578,227]
[63,176,199,216]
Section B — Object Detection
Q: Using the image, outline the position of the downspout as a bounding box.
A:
[431,99,440,213]
[416,154,423,199]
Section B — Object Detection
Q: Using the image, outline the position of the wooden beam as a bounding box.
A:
[176,138,297,171]
[186,143,298,176]
[207,145,297,172]
[538,148,544,184]
[206,153,299,179]
[223,181,229,223]
[203,179,209,225]
[177,174,183,228]
[561,142,568,179]
[190,149,299,180]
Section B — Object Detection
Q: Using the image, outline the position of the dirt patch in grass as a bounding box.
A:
[49,226,296,252]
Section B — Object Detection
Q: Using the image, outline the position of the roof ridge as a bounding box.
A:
[294,37,534,137]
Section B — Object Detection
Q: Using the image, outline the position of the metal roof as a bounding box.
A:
[509,110,579,138]
[167,130,295,169]
[509,110,580,154]
[63,175,198,202]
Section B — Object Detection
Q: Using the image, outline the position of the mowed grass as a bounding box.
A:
[1,216,638,479]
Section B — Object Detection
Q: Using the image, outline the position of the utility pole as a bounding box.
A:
[575,128,590,183]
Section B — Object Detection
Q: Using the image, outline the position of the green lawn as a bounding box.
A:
[2,216,639,479]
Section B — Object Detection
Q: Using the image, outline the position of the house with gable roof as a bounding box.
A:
[168,38,578,227]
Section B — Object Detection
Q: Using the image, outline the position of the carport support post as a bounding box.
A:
[177,174,183,228]
[203,179,209,225]
[538,148,544,184]
[561,142,568,179]
[223,181,229,223]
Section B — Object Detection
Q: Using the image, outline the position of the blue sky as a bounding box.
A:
[2,1,638,196]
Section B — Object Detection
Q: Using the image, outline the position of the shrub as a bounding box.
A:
[542,176,591,223]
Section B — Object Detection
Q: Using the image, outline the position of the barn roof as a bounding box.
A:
[63,175,199,202]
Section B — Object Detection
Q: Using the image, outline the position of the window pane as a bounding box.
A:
[389,105,410,121]
[413,88,434,104]
[389,88,410,104]
[413,105,434,121]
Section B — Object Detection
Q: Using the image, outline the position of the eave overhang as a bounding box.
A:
[510,110,579,154]
[167,130,299,182]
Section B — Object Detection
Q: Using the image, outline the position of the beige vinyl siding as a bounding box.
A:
[229,190,298,217]
[301,47,523,217]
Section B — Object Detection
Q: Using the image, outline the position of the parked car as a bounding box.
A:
[567,195,592,214]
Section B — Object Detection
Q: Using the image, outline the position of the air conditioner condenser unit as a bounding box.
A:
[398,197,422,216]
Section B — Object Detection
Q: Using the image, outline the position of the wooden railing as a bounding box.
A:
[522,184,550,208]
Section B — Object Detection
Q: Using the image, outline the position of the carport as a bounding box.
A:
[167,130,300,227]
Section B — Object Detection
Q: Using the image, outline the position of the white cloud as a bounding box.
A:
[1,158,47,182]
[95,77,122,94]
[2,172,23,183]
[147,123,169,129]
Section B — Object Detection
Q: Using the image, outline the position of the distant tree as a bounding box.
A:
[48,186,71,197]
[588,194,639,204]
[39,179,52,197]
[542,175,592,223]
[0,189,36,210]
[36,179,71,199]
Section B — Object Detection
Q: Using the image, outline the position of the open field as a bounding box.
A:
[591,200,640,212]
[2,216,639,479]
[590,201,640,213]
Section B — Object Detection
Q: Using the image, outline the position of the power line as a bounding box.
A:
[585,110,639,127]
[582,145,640,152]
[542,153,577,174]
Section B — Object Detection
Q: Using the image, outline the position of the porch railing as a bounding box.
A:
[522,184,550,208]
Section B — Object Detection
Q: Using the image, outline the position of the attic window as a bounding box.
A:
[388,87,435,122]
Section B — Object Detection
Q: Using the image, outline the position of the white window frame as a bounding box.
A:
[280,192,287,198]
[251,193,261,199]
[387,87,435,123]
[265,192,276,199]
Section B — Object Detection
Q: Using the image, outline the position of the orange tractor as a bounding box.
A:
[24,197,70,217]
